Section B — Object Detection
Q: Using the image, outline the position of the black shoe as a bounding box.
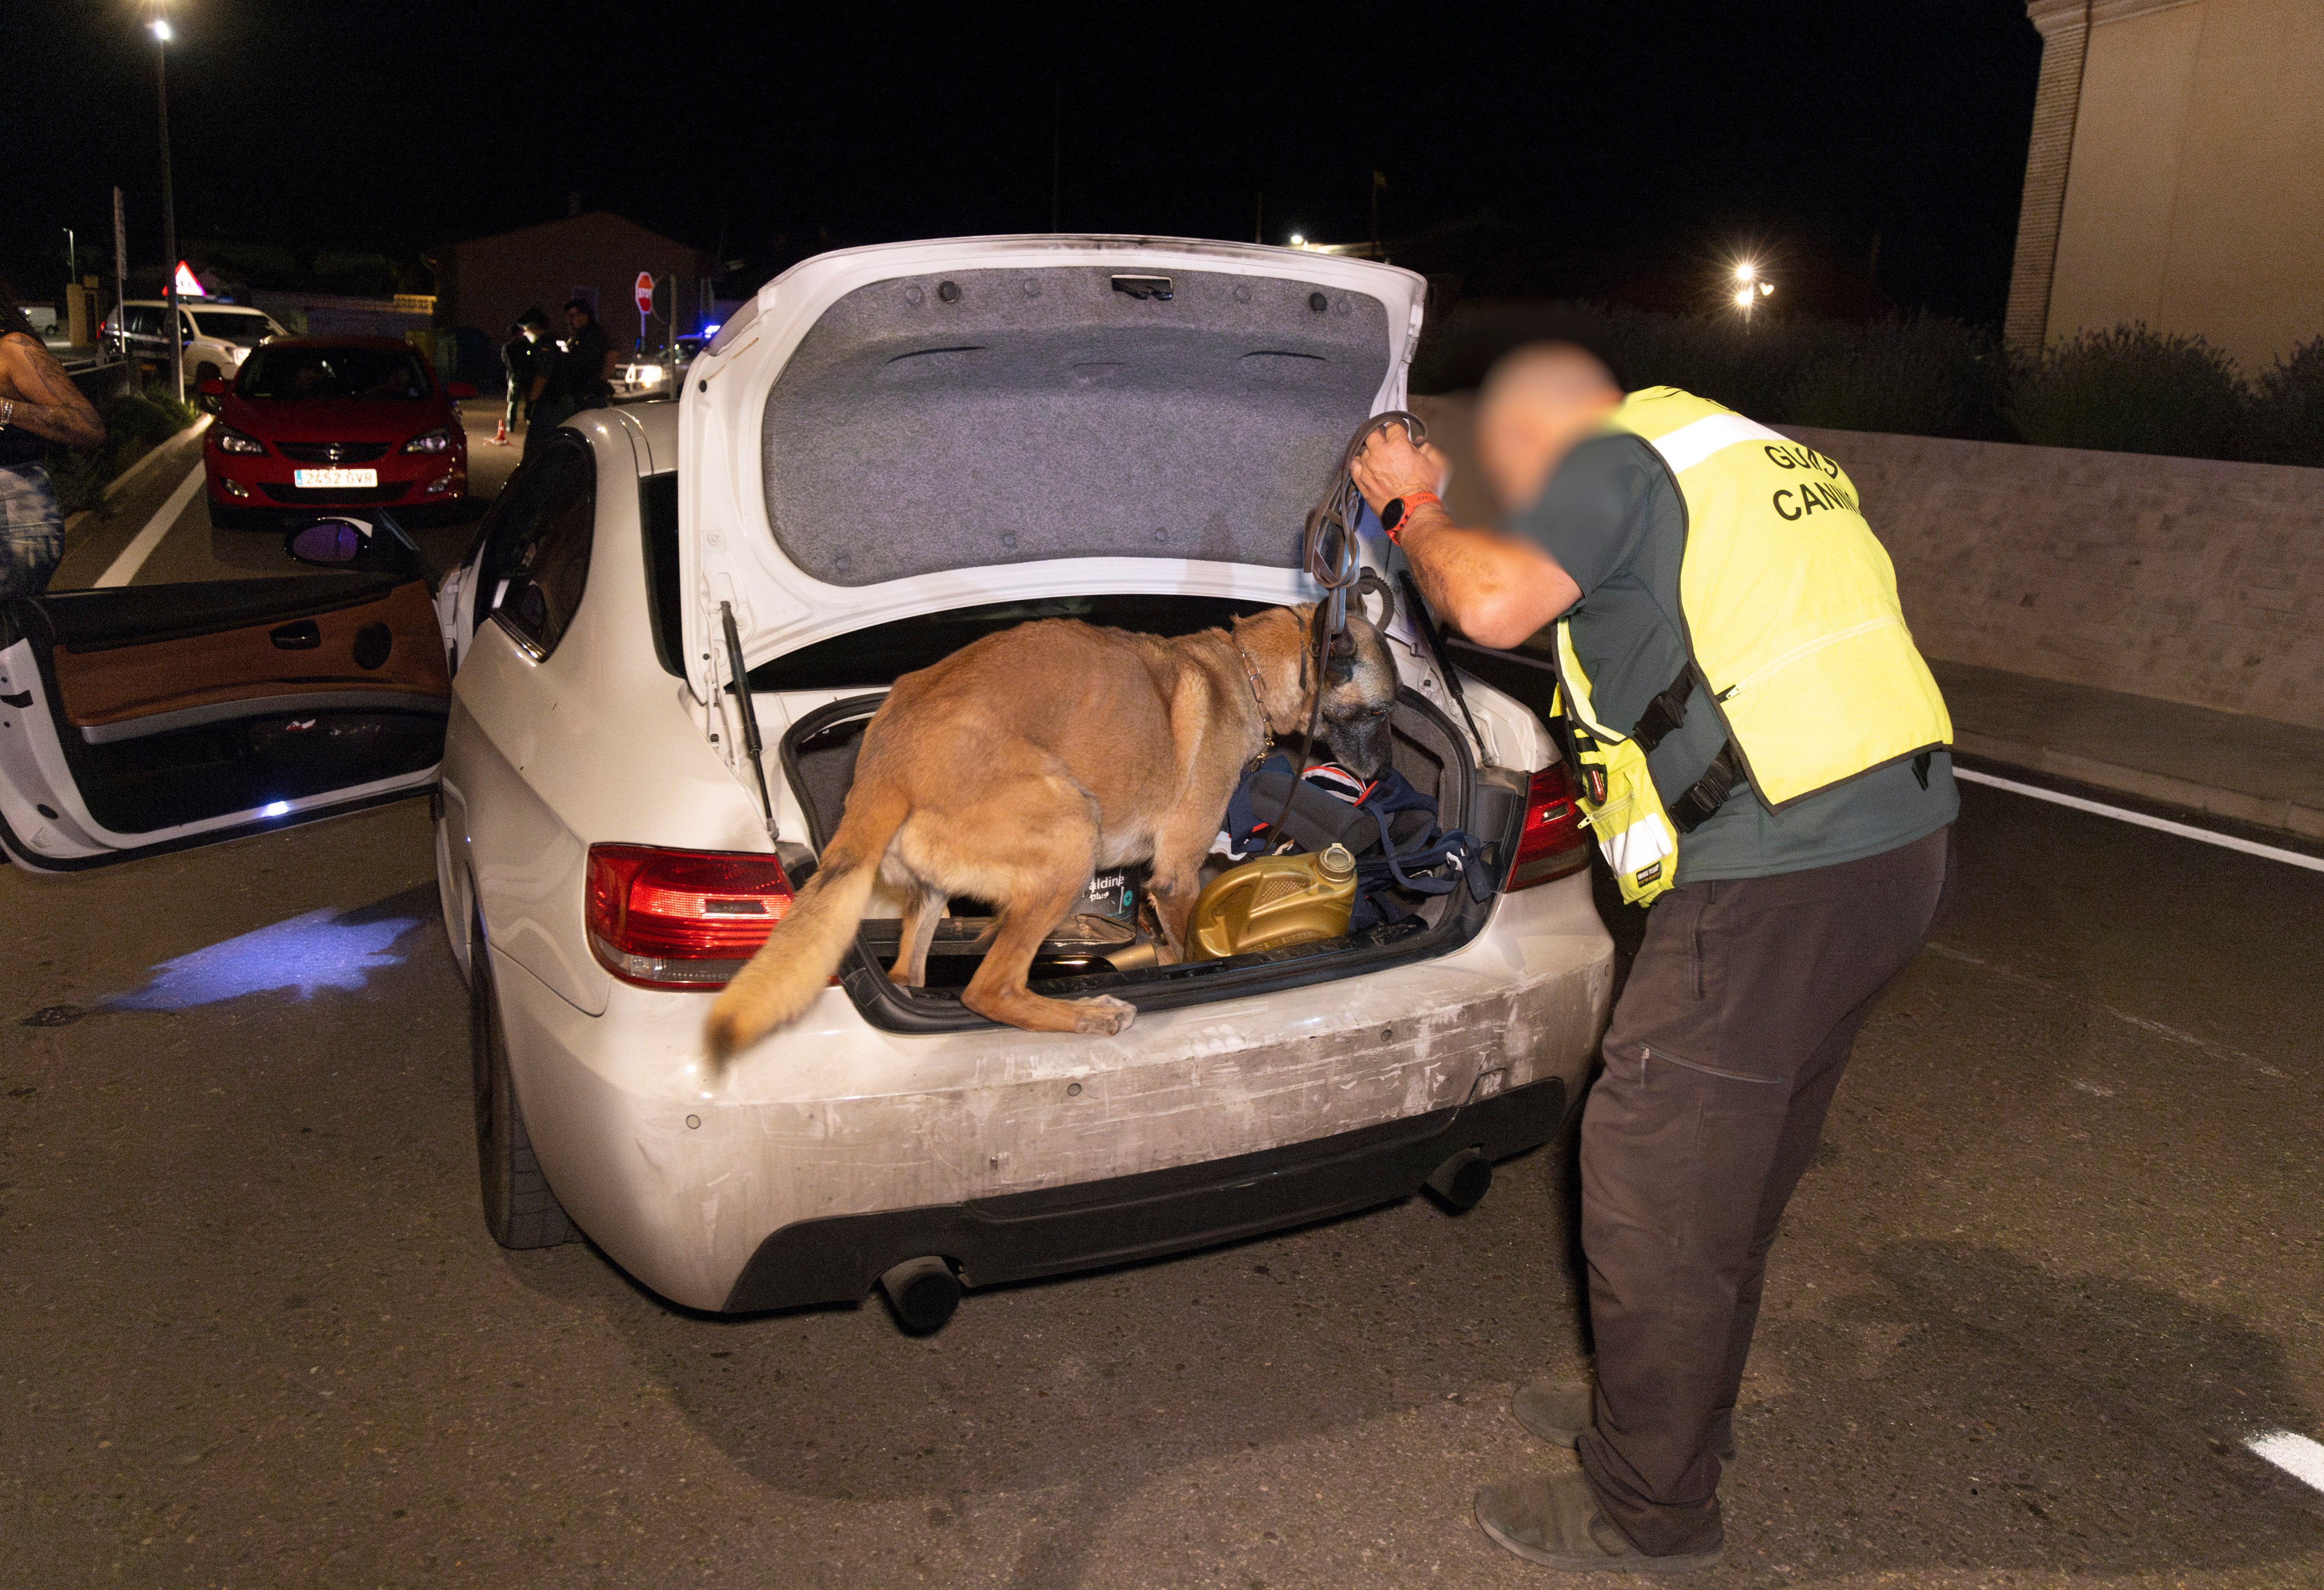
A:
[1511,1376,1738,1467]
[1475,1467,1723,1575]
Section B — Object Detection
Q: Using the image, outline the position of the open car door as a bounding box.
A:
[0,570,449,872]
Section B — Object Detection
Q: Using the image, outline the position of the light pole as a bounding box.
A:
[150,5,182,404]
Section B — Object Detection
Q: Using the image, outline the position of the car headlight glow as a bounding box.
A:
[213,425,266,456]
[401,426,452,454]
[637,365,664,385]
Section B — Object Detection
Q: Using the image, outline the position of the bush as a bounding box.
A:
[1414,300,2324,464]
[1412,300,2011,442]
[2006,324,2252,460]
[48,382,201,515]
[2251,336,2324,468]
[1777,315,2012,441]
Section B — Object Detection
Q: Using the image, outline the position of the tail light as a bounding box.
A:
[585,844,793,989]
[1505,764,1590,890]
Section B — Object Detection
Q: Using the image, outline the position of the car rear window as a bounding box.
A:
[747,594,1272,692]
[241,346,430,400]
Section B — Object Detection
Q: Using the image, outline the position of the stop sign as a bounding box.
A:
[633,272,655,317]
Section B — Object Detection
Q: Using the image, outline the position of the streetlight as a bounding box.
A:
[1734,261,1756,284]
[149,3,182,404]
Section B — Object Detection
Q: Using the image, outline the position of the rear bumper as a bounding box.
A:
[489,871,1614,1313]
[723,1073,1571,1312]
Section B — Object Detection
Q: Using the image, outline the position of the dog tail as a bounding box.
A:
[702,782,909,1063]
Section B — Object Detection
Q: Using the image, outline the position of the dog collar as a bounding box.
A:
[1232,639,1275,751]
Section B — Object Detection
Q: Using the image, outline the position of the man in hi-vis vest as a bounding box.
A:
[1353,343,1956,1575]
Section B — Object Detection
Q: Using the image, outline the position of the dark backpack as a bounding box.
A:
[1215,754,1489,932]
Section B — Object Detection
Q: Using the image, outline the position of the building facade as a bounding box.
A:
[434,212,715,356]
[2005,0,2324,371]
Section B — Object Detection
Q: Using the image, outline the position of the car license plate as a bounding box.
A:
[293,467,377,489]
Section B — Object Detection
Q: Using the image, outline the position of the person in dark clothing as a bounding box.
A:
[1351,343,1955,1575]
[523,299,612,461]
[494,320,541,445]
[0,280,106,599]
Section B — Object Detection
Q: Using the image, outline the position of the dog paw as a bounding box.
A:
[1070,995,1136,1036]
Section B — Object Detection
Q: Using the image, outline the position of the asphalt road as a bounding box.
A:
[4,776,2321,1589]
[49,403,524,593]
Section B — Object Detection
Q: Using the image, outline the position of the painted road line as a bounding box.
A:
[2246,1430,2324,1494]
[1955,768,2324,875]
[93,460,206,589]
[103,414,210,502]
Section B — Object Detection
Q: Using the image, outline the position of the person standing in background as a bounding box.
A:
[523,298,612,461]
[493,311,548,447]
[0,279,106,599]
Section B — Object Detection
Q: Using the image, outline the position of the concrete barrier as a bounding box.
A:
[1780,427,2324,733]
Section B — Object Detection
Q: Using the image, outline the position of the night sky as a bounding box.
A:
[14,1,2043,324]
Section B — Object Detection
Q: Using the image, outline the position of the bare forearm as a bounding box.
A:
[1,340,106,447]
[1397,506,1579,650]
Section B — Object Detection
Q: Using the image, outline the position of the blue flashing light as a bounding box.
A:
[111,908,421,1011]
[701,322,722,336]
[260,800,291,818]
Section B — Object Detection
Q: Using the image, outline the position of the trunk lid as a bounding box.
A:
[675,235,1427,702]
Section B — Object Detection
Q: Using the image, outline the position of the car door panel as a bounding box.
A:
[49,578,447,733]
[0,572,450,872]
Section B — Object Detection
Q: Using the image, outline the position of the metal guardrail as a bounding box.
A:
[64,354,139,403]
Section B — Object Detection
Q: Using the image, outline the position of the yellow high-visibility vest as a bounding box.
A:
[1551,388,1952,905]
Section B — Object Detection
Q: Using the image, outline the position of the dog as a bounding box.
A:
[702,603,1400,1057]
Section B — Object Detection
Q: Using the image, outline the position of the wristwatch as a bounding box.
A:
[1379,490,1440,545]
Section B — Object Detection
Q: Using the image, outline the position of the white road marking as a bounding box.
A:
[2246,1430,2324,1494]
[1954,768,2324,874]
[94,460,207,588]
[100,414,210,502]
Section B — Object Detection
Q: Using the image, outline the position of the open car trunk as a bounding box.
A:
[768,598,1529,1036]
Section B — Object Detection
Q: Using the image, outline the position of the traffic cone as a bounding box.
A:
[492,418,509,446]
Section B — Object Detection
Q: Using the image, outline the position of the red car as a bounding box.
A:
[200,336,475,528]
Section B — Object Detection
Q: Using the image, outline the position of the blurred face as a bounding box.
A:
[564,306,588,333]
[1473,406,1546,513]
[1474,391,1623,513]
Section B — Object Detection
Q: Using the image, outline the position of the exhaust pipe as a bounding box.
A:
[878,1255,962,1334]
[1423,1147,1493,1212]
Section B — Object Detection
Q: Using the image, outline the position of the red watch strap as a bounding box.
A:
[1383,490,1441,545]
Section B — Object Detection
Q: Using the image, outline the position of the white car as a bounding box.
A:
[104,299,286,388]
[1,237,1612,1329]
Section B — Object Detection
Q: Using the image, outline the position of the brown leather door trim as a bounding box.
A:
[53,581,450,729]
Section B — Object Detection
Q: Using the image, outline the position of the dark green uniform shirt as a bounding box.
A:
[1507,434,1956,883]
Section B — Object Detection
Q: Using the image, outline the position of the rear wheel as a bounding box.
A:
[470,907,578,1248]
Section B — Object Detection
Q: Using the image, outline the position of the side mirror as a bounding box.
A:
[446,380,477,400]
[288,518,368,565]
[196,376,227,398]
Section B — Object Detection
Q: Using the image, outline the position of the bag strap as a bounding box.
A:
[1629,661,1697,755]
[1666,742,1744,833]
